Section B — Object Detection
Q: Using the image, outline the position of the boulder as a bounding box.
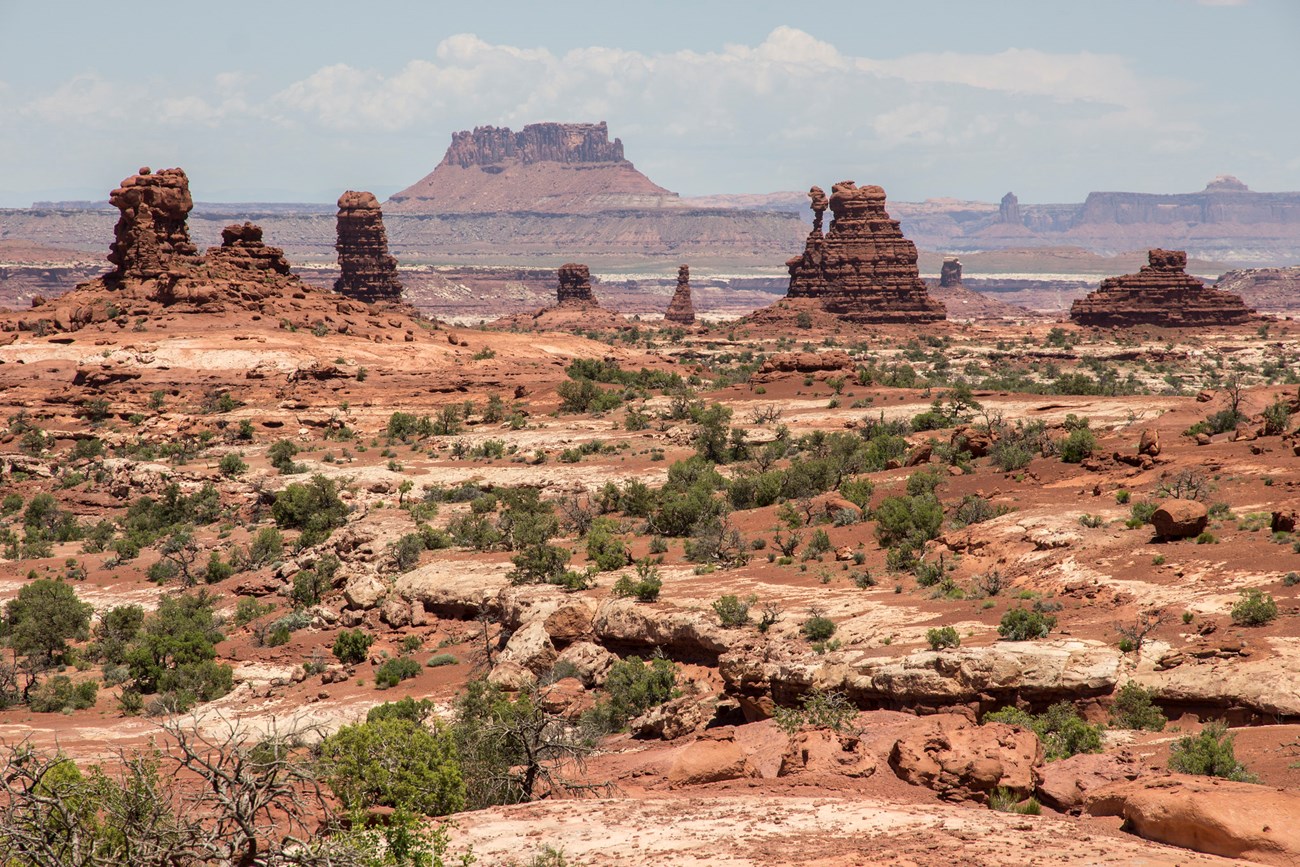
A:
[888,713,1043,803]
[555,640,616,687]
[1138,428,1160,457]
[1087,776,1300,865]
[500,619,557,675]
[904,443,933,466]
[1271,509,1298,534]
[379,597,410,628]
[1151,499,1209,539]
[1036,753,1140,813]
[779,729,876,779]
[630,692,716,741]
[667,728,752,786]
[343,573,387,610]
[952,426,992,458]
[542,599,596,643]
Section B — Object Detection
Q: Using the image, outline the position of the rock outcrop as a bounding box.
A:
[663,264,696,325]
[334,191,403,304]
[107,167,201,280]
[3,166,425,340]
[999,192,1022,225]
[938,257,962,288]
[1070,249,1255,327]
[889,714,1043,803]
[489,263,629,331]
[556,263,596,306]
[780,181,946,324]
[387,121,679,214]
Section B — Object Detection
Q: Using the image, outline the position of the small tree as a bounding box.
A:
[2,578,92,666]
[1230,588,1277,626]
[332,629,373,665]
[1169,721,1255,781]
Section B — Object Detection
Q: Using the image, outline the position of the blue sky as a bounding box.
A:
[0,0,1296,205]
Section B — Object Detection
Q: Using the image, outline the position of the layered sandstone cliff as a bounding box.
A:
[334,191,403,304]
[387,122,679,214]
[1070,249,1255,327]
[664,264,696,324]
[780,181,945,324]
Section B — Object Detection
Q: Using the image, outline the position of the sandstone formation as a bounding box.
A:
[489,262,630,331]
[334,190,403,304]
[1088,776,1300,866]
[107,167,201,280]
[556,263,596,305]
[1070,249,1255,327]
[3,167,423,339]
[1151,499,1209,539]
[999,192,1022,225]
[663,264,696,324]
[938,257,962,288]
[780,181,946,324]
[387,121,679,214]
[888,714,1043,803]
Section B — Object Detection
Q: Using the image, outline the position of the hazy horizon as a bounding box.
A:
[2,0,1297,207]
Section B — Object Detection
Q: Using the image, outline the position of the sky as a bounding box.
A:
[1,0,1297,206]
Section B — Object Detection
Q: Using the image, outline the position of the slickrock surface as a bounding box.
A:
[387,121,679,214]
[778,181,946,324]
[663,264,696,324]
[1071,248,1255,327]
[333,190,402,304]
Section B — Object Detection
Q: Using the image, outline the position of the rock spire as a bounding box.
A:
[334,191,403,304]
[556,263,597,305]
[939,257,963,288]
[664,264,696,324]
[107,167,201,281]
[783,181,945,324]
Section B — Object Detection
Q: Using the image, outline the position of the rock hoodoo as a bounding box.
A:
[1070,249,1255,327]
[781,181,946,324]
[999,192,1022,225]
[386,121,679,214]
[334,191,403,304]
[556,263,597,306]
[664,264,696,325]
[4,166,423,339]
[939,257,963,288]
[490,262,629,331]
[107,167,201,281]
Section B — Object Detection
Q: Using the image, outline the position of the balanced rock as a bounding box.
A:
[783,181,946,324]
[1151,499,1209,539]
[1071,249,1255,327]
[334,191,403,303]
[664,264,696,324]
[107,167,201,280]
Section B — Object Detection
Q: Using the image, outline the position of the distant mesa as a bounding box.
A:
[1204,175,1250,193]
[663,264,696,325]
[334,190,403,304]
[1070,248,1255,328]
[766,181,945,325]
[386,121,680,214]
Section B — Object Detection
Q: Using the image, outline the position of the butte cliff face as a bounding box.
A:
[387,122,679,214]
[334,191,403,304]
[556,262,597,305]
[1070,249,1255,327]
[490,262,629,331]
[664,264,696,325]
[782,181,945,324]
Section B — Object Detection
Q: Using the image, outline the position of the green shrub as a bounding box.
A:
[1168,721,1255,781]
[584,655,677,733]
[123,593,232,710]
[773,689,858,736]
[585,518,629,571]
[28,675,98,713]
[926,626,960,650]
[267,439,302,474]
[986,702,1103,760]
[233,597,275,626]
[218,452,247,477]
[989,787,1042,815]
[997,607,1056,641]
[1230,588,1277,626]
[332,629,374,665]
[318,717,465,816]
[247,527,284,566]
[1058,428,1097,463]
[611,560,662,602]
[426,653,459,668]
[1109,682,1166,731]
[2,578,92,664]
[712,594,754,628]
[800,613,836,642]
[390,532,425,572]
[271,474,348,545]
[374,657,421,689]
